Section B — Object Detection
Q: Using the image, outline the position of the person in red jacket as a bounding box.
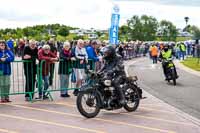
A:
[38,45,58,99]
[48,38,57,87]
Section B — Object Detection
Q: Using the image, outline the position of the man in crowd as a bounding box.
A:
[48,38,57,88]
[22,40,38,101]
[150,44,158,64]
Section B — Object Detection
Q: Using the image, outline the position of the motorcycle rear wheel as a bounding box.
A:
[124,86,140,112]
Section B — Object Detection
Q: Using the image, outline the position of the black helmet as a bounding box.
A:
[103,45,116,61]
[163,44,169,52]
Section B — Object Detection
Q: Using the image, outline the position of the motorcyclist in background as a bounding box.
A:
[98,45,126,105]
[159,44,178,80]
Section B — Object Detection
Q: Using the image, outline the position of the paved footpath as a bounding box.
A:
[0,59,200,133]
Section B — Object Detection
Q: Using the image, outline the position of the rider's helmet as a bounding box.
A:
[103,45,116,61]
[163,44,169,52]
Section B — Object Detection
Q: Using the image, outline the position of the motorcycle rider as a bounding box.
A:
[159,44,178,80]
[98,45,126,105]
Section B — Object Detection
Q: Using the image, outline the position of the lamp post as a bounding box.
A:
[184,17,189,26]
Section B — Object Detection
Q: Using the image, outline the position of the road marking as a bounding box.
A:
[139,107,174,114]
[57,102,196,127]
[0,113,104,133]
[94,118,175,133]
[56,102,175,114]
[141,104,165,106]
[120,113,196,127]
[5,104,175,133]
[0,128,18,133]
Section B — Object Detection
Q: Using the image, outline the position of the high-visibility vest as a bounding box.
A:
[180,44,186,52]
[161,49,172,59]
[151,46,158,56]
[14,41,17,48]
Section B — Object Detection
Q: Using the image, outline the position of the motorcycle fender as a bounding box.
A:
[79,88,104,108]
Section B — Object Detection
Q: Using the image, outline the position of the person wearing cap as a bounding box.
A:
[0,40,14,103]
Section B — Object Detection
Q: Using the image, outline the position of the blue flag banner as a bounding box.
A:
[109,5,120,45]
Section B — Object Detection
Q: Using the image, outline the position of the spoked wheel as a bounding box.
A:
[76,90,100,118]
[124,87,140,112]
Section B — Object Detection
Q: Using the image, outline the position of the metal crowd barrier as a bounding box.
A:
[37,59,95,101]
[0,60,38,102]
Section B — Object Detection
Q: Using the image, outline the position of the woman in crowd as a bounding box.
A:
[58,41,72,97]
[0,40,14,103]
[73,39,88,96]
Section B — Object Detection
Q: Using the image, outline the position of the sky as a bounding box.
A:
[0,0,200,30]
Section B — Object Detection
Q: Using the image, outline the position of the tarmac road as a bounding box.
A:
[128,57,200,120]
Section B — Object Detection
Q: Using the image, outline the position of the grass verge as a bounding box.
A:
[181,57,200,71]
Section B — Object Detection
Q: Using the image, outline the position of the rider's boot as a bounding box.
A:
[118,89,126,105]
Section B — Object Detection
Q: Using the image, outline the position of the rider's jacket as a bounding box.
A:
[99,54,126,77]
[159,49,173,60]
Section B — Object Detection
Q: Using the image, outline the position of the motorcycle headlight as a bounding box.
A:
[104,80,112,86]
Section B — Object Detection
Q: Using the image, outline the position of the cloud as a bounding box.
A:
[113,0,200,7]
[0,0,200,30]
[0,0,114,29]
[113,0,200,29]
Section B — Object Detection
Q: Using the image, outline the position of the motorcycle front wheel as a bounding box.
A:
[76,90,100,118]
[124,86,140,112]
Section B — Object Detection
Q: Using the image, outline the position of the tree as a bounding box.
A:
[140,15,158,41]
[158,20,177,41]
[58,26,69,37]
[119,25,130,41]
[127,15,142,40]
[95,31,102,38]
[188,25,200,39]
[0,24,75,40]
[56,35,66,41]
[99,33,109,41]
[126,15,158,41]
[66,33,77,41]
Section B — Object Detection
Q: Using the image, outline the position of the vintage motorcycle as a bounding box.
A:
[76,69,142,118]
